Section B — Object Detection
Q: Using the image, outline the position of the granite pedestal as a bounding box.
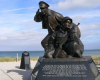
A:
[30,56,100,80]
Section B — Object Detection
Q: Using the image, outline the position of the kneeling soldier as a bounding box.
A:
[44,16,84,58]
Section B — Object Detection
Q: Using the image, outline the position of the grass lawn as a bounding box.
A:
[0,56,100,65]
[0,57,39,62]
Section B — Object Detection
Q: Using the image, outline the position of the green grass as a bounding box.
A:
[0,57,17,62]
[30,57,39,61]
[92,56,100,65]
[92,56,100,60]
[0,56,100,65]
[0,57,39,62]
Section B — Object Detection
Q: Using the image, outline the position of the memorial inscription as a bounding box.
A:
[42,64,87,77]
[36,59,95,80]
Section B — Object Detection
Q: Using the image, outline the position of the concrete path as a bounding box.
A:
[0,61,37,80]
[0,61,100,80]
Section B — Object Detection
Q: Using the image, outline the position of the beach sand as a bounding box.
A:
[0,61,37,80]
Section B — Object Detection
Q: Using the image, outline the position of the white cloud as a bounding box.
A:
[70,10,100,18]
[0,30,46,46]
[0,12,39,33]
[0,27,19,35]
[0,37,7,40]
[79,22,100,31]
[64,10,100,24]
[75,21,100,48]
[50,0,100,11]
[71,16,85,24]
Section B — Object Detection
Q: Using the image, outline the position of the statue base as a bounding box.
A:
[29,56,100,80]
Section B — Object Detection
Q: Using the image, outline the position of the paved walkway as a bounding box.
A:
[0,61,37,80]
[0,61,100,80]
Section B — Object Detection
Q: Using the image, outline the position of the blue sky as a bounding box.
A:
[0,0,100,51]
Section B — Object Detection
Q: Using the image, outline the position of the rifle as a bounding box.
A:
[53,23,80,58]
[53,33,68,58]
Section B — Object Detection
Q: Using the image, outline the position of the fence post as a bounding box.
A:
[17,53,18,62]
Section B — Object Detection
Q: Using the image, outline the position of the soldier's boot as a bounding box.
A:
[67,55,73,58]
[74,50,83,58]
[44,50,55,58]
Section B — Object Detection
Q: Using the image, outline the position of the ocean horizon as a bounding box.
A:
[0,49,100,58]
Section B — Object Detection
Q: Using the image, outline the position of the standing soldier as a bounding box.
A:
[34,1,63,52]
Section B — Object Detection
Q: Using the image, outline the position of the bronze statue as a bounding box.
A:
[31,2,100,80]
[34,1,63,52]
[44,16,84,58]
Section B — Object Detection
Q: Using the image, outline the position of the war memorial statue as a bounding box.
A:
[30,1,100,80]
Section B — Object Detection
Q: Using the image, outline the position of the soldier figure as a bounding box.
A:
[44,16,84,58]
[34,1,63,52]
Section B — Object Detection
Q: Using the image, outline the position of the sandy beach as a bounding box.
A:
[0,61,37,80]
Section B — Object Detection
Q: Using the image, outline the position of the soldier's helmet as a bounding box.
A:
[61,16,72,25]
[39,1,49,9]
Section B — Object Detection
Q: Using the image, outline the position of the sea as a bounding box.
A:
[0,50,100,58]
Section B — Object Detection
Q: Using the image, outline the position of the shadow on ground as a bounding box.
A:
[15,66,20,69]
[97,67,100,72]
[7,66,33,80]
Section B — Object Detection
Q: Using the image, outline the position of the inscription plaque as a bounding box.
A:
[42,64,87,77]
[36,59,95,80]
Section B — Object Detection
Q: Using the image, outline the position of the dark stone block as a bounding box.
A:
[43,58,87,62]
[83,56,100,78]
[30,56,100,80]
[20,51,31,70]
[36,58,95,80]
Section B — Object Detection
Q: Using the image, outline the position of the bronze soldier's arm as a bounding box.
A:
[34,9,42,22]
[48,32,56,50]
[55,12,63,25]
[43,32,56,58]
[53,33,68,58]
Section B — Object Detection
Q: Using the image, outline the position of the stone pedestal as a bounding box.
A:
[30,56,100,80]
